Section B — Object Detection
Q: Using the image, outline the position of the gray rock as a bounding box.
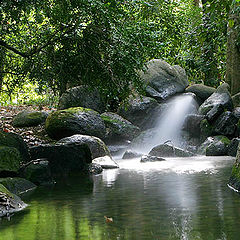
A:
[45,107,106,140]
[140,155,166,162]
[92,156,119,169]
[233,107,240,119]
[199,83,233,115]
[197,136,231,156]
[232,92,240,107]
[122,150,142,159]
[0,146,21,176]
[118,96,161,130]
[12,110,48,127]
[200,119,214,141]
[149,144,194,157]
[141,59,189,100]
[30,143,92,177]
[0,183,27,218]
[58,134,110,159]
[228,138,240,157]
[213,111,238,136]
[185,84,216,103]
[0,130,30,162]
[0,177,36,195]
[229,144,240,191]
[101,112,140,143]
[58,85,105,112]
[88,163,103,175]
[183,114,205,137]
[20,159,54,185]
[206,104,224,123]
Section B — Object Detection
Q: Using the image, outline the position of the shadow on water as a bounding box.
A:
[0,157,240,240]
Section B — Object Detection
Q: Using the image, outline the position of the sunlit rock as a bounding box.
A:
[92,156,119,169]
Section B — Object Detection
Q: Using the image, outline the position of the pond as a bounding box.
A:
[0,156,240,240]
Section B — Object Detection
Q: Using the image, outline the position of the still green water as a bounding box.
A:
[0,156,240,240]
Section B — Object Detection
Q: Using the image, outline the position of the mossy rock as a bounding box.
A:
[0,183,26,217]
[232,92,240,107]
[200,119,213,141]
[0,130,30,162]
[45,107,106,140]
[101,112,140,143]
[12,110,48,127]
[229,144,240,191]
[0,146,21,174]
[197,135,231,156]
[0,177,36,195]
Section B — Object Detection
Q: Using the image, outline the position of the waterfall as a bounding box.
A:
[133,93,198,153]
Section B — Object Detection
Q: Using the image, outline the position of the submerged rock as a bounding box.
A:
[198,136,231,156]
[0,146,21,176]
[117,96,161,130]
[92,156,119,169]
[45,107,106,140]
[58,86,105,112]
[149,144,194,157]
[0,177,36,195]
[122,150,142,159]
[58,134,110,159]
[12,110,48,127]
[140,155,166,163]
[0,130,30,162]
[0,183,26,218]
[199,83,233,115]
[141,59,189,100]
[101,112,140,143]
[88,163,103,175]
[185,84,216,104]
[229,144,240,191]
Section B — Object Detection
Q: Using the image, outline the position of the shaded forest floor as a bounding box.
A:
[0,105,55,146]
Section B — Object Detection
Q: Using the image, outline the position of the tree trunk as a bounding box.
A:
[0,47,5,92]
[226,3,240,95]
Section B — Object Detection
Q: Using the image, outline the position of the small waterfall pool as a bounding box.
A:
[1,155,240,240]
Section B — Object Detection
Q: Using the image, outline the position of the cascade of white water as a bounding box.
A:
[134,93,198,153]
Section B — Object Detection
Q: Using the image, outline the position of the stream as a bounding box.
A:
[0,156,240,240]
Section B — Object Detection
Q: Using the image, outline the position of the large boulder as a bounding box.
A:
[205,104,224,123]
[149,144,194,157]
[45,107,106,140]
[57,134,110,159]
[0,183,26,217]
[229,144,240,191]
[0,130,30,162]
[141,59,189,100]
[58,86,105,112]
[101,112,140,143]
[30,143,92,177]
[0,177,36,195]
[117,96,161,130]
[213,111,238,136]
[197,136,231,156]
[12,110,48,127]
[185,84,216,104]
[198,83,233,115]
[183,114,205,137]
[0,146,21,176]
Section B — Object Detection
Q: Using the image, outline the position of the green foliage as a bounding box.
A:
[0,0,235,108]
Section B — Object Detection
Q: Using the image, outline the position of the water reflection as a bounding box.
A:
[0,157,240,240]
